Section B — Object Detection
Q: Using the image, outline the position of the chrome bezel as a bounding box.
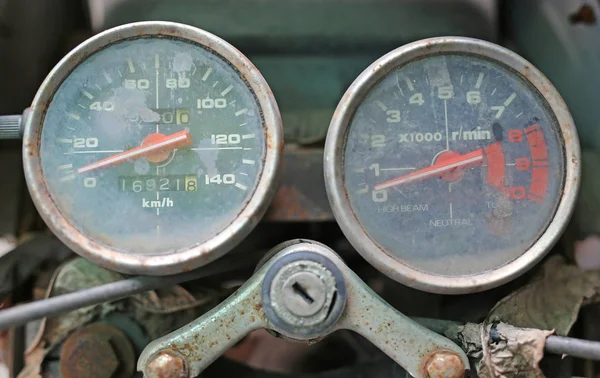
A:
[324,37,580,294]
[23,21,283,275]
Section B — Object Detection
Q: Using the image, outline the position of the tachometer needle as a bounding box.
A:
[77,130,192,174]
[373,149,484,190]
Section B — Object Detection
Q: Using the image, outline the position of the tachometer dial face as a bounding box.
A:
[325,38,580,293]
[24,22,282,275]
[345,53,563,276]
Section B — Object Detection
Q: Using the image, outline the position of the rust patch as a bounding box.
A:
[267,185,311,220]
[569,4,596,25]
[59,323,135,378]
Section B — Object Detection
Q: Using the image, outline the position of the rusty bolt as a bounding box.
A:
[60,323,135,378]
[425,351,465,378]
[145,351,188,378]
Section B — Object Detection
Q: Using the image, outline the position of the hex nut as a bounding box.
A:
[64,338,119,378]
[60,323,135,378]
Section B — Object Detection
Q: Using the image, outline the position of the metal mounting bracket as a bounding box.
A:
[137,240,469,378]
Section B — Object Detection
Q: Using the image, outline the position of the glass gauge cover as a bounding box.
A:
[23,22,282,275]
[325,37,580,293]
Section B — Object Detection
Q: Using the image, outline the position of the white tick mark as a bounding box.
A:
[221,85,233,96]
[202,67,212,81]
[376,101,388,111]
[60,174,75,182]
[475,72,484,89]
[81,90,94,99]
[504,92,517,106]
[57,163,73,170]
[127,58,135,73]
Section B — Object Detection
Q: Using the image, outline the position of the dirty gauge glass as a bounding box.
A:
[23,22,282,275]
[325,37,580,294]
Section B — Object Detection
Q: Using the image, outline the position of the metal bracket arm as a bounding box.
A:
[137,240,469,378]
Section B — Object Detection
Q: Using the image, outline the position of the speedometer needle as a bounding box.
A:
[77,130,192,174]
[373,149,484,191]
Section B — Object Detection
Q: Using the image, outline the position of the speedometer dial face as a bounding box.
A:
[24,23,282,275]
[41,37,263,254]
[325,38,580,293]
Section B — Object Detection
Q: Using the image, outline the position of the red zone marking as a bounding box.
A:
[373,125,549,204]
[525,124,549,202]
[484,142,505,189]
[484,124,549,203]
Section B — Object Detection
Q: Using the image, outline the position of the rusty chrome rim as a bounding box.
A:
[23,21,283,275]
[324,36,580,294]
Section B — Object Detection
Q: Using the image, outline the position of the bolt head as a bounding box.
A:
[425,352,465,378]
[60,323,135,378]
[146,351,188,378]
[63,337,119,378]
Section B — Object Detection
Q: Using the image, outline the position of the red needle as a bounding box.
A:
[373,149,484,191]
[77,130,192,174]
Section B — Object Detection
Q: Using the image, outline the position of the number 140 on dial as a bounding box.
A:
[205,174,236,185]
